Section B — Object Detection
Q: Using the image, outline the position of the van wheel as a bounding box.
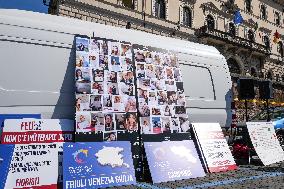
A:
[276,130,284,147]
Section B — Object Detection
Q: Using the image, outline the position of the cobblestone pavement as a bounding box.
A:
[113,161,284,189]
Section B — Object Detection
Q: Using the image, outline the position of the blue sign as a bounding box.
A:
[0,144,14,189]
[144,140,206,183]
[63,141,136,189]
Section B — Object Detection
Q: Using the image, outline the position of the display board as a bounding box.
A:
[0,144,14,189]
[246,122,284,165]
[134,46,189,137]
[144,140,205,183]
[1,119,74,184]
[192,123,237,173]
[75,36,138,141]
[4,143,58,189]
[63,141,136,189]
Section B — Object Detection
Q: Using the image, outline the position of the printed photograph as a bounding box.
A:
[124,112,138,131]
[171,117,181,133]
[175,106,187,116]
[75,81,91,94]
[76,37,89,52]
[144,51,153,64]
[157,90,167,105]
[105,71,117,83]
[115,114,126,130]
[145,64,156,78]
[120,82,134,96]
[90,95,102,111]
[104,131,117,141]
[174,68,182,81]
[76,94,90,111]
[113,95,125,112]
[98,40,108,55]
[179,116,190,132]
[75,68,90,82]
[137,63,145,78]
[91,113,104,133]
[167,91,177,105]
[135,50,145,62]
[163,54,171,67]
[151,106,161,116]
[92,69,104,82]
[177,93,186,106]
[138,102,150,117]
[155,66,165,80]
[176,82,184,94]
[103,95,113,111]
[152,117,162,134]
[162,105,173,117]
[89,38,100,52]
[153,52,162,65]
[99,55,109,70]
[170,55,178,67]
[148,91,157,105]
[161,117,171,133]
[109,41,120,56]
[104,113,115,131]
[121,44,132,57]
[106,82,119,95]
[138,89,148,103]
[140,117,151,134]
[119,71,134,85]
[125,96,137,112]
[76,52,89,67]
[76,113,91,132]
[165,80,177,91]
[89,51,100,68]
[166,67,174,79]
[138,78,150,90]
[92,81,104,94]
[121,57,134,71]
[109,56,121,72]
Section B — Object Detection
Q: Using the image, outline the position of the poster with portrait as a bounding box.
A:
[134,46,189,135]
[192,123,237,173]
[4,143,58,189]
[1,119,74,184]
[63,141,136,189]
[144,140,205,183]
[75,36,138,141]
[246,122,284,165]
[0,144,14,189]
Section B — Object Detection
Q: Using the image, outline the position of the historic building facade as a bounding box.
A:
[49,0,284,119]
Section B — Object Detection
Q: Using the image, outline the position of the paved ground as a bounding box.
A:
[113,161,284,189]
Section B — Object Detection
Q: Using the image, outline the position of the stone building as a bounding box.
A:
[49,0,284,119]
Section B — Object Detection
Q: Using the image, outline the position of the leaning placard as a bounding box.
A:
[63,141,136,189]
[4,143,58,189]
[144,140,205,183]
[192,123,237,173]
[246,122,284,165]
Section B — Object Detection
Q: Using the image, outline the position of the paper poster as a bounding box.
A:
[1,119,74,184]
[0,144,14,189]
[246,122,284,165]
[63,141,136,189]
[4,143,58,189]
[75,36,138,141]
[134,46,189,135]
[144,140,205,183]
[192,123,237,173]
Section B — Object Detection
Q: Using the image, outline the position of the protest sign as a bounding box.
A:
[63,141,136,189]
[246,122,284,165]
[0,144,14,189]
[144,140,205,183]
[192,123,237,173]
[4,143,58,188]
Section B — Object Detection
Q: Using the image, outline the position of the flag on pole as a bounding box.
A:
[234,10,243,25]
[273,30,280,43]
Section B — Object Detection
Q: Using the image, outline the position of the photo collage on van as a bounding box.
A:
[134,46,189,134]
[75,36,138,141]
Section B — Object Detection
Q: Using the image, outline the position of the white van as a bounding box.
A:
[0,9,232,127]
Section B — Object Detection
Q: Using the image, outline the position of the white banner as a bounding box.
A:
[246,122,284,165]
[192,123,237,173]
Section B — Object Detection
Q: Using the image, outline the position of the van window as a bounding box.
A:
[180,64,214,100]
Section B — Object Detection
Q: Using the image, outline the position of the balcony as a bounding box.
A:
[196,26,271,55]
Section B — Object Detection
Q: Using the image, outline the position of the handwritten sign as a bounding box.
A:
[192,123,237,173]
[144,140,205,183]
[63,141,136,189]
[246,122,284,165]
[4,144,58,188]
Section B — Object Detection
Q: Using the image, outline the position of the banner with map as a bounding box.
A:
[133,45,189,136]
[63,141,136,189]
[192,123,237,173]
[144,140,205,183]
[75,36,138,141]
[246,122,284,165]
[0,144,14,189]
[4,143,58,189]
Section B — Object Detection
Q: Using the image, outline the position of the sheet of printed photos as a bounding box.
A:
[134,46,189,134]
[75,36,138,141]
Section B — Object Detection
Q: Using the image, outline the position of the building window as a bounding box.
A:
[155,0,166,19]
[245,0,252,12]
[250,67,257,77]
[275,12,281,26]
[260,5,266,20]
[227,58,241,74]
[267,71,273,80]
[282,75,284,82]
[183,7,192,27]
[229,23,236,36]
[206,15,215,30]
[278,41,284,57]
[247,29,255,42]
[122,0,134,9]
[263,35,270,49]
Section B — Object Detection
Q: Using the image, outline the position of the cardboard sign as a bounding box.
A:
[144,140,205,183]
[1,119,74,144]
[4,143,58,189]
[63,141,136,189]
[246,122,284,165]
[0,144,14,189]
[192,123,237,173]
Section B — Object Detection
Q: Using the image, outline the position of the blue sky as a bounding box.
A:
[0,0,48,13]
